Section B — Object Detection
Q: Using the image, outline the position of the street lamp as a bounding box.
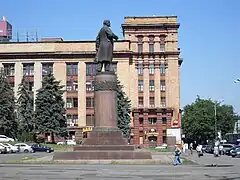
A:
[234,78,240,84]
[214,100,224,140]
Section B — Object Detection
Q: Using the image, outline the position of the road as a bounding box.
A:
[182,151,240,166]
[0,152,49,163]
[0,164,240,180]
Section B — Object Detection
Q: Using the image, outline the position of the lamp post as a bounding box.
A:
[214,100,224,140]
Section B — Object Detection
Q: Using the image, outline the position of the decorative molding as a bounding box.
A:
[93,80,117,91]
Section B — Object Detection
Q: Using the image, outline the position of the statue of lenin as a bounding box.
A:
[95,20,118,72]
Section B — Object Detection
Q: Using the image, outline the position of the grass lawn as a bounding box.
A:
[147,147,171,152]
[42,144,73,151]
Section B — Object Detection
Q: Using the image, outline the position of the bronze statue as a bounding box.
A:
[95,20,118,72]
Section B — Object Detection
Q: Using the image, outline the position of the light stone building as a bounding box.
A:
[0,16,183,147]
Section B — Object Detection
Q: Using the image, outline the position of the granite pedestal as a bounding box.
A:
[53,72,152,160]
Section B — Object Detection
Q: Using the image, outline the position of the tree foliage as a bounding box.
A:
[0,73,17,138]
[16,76,34,140]
[182,96,238,144]
[34,73,67,143]
[116,78,131,138]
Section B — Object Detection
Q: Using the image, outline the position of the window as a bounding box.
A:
[161,97,166,107]
[149,63,154,75]
[149,80,155,92]
[137,63,143,75]
[86,63,97,76]
[67,114,78,126]
[138,97,144,106]
[3,64,14,76]
[162,136,167,143]
[149,36,154,53]
[139,118,143,124]
[66,81,78,91]
[149,97,155,107]
[67,63,78,76]
[148,118,157,125]
[137,36,143,54]
[163,130,167,135]
[66,98,78,108]
[42,63,53,75]
[86,115,95,126]
[86,81,94,91]
[138,44,143,54]
[86,97,94,108]
[149,44,154,53]
[138,80,143,91]
[160,64,166,75]
[162,117,167,124]
[28,81,34,91]
[160,80,166,91]
[23,64,34,76]
[111,63,117,73]
[160,35,166,52]
[160,43,165,52]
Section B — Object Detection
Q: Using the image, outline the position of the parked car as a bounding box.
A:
[202,145,207,153]
[222,144,235,155]
[228,145,240,156]
[231,148,240,158]
[0,145,7,154]
[0,135,14,142]
[57,140,76,146]
[205,145,214,153]
[0,143,11,153]
[31,144,54,153]
[14,143,33,153]
[4,143,19,153]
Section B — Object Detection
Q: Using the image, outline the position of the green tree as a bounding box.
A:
[182,96,237,144]
[116,78,131,138]
[34,73,67,143]
[0,71,17,138]
[16,76,34,141]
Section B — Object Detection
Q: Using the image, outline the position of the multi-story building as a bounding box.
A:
[0,16,183,147]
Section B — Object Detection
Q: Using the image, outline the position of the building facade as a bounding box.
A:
[0,16,182,147]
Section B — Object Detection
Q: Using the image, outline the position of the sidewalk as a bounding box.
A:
[27,151,177,164]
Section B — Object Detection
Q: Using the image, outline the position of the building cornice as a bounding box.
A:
[0,40,130,44]
[0,51,133,60]
[122,23,180,29]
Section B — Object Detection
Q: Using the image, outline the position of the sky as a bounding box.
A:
[1,0,240,113]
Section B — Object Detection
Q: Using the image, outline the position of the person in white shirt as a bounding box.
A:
[196,144,202,158]
[219,145,224,155]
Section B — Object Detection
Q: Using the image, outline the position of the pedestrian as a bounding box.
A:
[196,144,203,158]
[173,145,182,166]
[219,144,224,155]
[189,143,193,154]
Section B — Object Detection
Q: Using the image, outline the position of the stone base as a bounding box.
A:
[74,145,134,151]
[53,151,152,160]
[53,128,152,160]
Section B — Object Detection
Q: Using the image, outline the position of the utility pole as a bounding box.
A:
[214,100,224,140]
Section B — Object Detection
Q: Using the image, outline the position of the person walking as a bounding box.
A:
[173,145,182,166]
[196,144,203,158]
[189,143,193,154]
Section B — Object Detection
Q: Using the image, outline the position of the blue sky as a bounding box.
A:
[1,0,240,113]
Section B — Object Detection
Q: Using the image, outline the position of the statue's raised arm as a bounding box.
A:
[95,20,118,72]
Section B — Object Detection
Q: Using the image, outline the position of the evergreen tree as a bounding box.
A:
[16,76,34,141]
[34,73,67,143]
[0,71,17,138]
[116,78,131,138]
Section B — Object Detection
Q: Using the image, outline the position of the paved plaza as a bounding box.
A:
[0,164,240,180]
[0,151,239,179]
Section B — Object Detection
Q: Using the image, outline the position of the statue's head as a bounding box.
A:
[103,20,111,27]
